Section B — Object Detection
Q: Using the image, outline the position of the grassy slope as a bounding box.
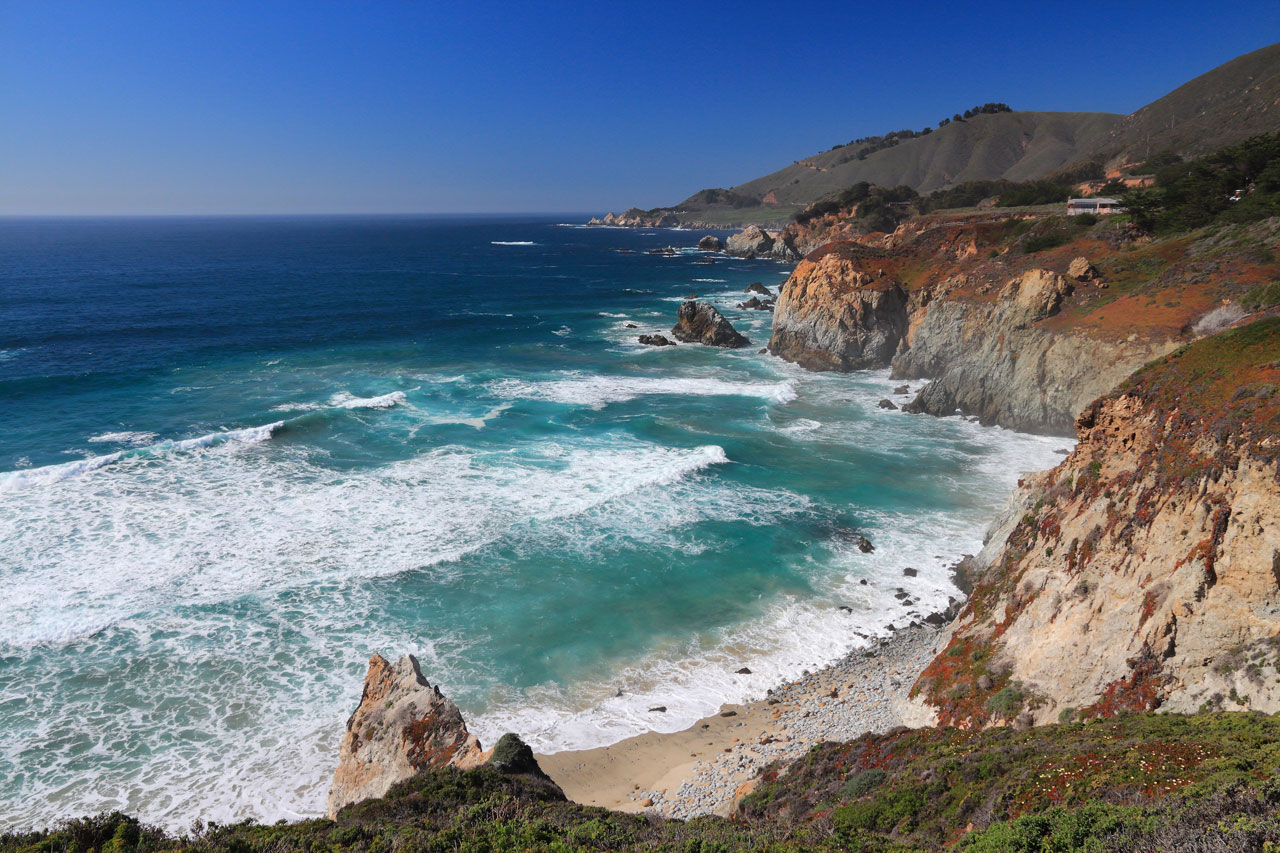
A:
[12,714,1280,852]
[1095,41,1280,163]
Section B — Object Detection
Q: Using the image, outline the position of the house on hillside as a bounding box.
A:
[1066,197,1123,216]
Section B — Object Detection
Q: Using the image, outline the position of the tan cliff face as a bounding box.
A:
[913,319,1280,727]
[768,245,908,371]
[327,654,485,818]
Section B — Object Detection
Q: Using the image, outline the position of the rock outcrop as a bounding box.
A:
[744,282,773,297]
[672,301,750,348]
[913,319,1280,727]
[894,269,1176,434]
[724,226,775,258]
[638,334,675,346]
[588,208,681,228]
[768,245,908,371]
[698,235,725,252]
[1067,256,1101,281]
[327,655,486,818]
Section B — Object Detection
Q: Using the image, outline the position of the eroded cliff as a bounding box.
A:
[913,318,1280,727]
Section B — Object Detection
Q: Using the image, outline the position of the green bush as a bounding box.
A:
[841,768,889,799]
[1241,282,1280,313]
[986,684,1024,719]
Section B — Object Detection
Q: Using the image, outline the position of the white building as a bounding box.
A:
[1066,197,1123,216]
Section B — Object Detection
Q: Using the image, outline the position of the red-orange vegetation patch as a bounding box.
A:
[1080,648,1166,719]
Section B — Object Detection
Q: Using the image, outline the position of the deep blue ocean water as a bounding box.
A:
[0,216,1065,829]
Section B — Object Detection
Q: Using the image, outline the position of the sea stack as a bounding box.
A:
[671,301,750,348]
[326,654,486,818]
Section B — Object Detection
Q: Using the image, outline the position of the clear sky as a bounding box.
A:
[2,1,1278,214]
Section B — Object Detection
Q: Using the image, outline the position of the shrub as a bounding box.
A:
[1241,282,1280,313]
[987,683,1025,719]
[841,768,889,799]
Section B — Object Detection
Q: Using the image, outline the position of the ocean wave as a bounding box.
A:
[0,422,283,493]
[691,278,726,283]
[88,431,160,445]
[328,391,407,410]
[490,241,538,246]
[487,373,798,408]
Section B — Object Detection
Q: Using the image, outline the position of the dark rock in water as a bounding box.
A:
[638,334,675,347]
[725,225,774,258]
[839,605,853,612]
[625,323,638,329]
[1055,448,1071,455]
[486,733,559,787]
[894,385,910,395]
[856,535,874,554]
[647,246,677,255]
[878,399,898,410]
[758,348,768,354]
[885,623,897,631]
[698,235,725,252]
[672,301,750,348]
[858,579,868,586]
[744,282,773,297]
[894,592,911,601]
[924,612,948,627]
[648,706,667,713]
[903,568,918,577]
[736,667,752,675]
[695,258,716,265]
[737,296,774,311]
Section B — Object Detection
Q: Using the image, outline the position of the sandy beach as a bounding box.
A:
[538,625,943,819]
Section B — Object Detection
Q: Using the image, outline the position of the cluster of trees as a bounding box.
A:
[937,102,1013,127]
[794,182,918,232]
[917,177,1073,212]
[819,104,1015,163]
[1121,132,1280,232]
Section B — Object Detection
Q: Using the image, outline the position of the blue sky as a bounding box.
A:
[2,1,1278,214]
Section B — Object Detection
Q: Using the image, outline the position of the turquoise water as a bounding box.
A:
[0,216,1065,829]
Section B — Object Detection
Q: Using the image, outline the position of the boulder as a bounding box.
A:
[1067,256,1101,282]
[725,225,775,258]
[698,235,725,252]
[737,296,774,311]
[894,385,910,395]
[744,282,774,297]
[327,654,485,818]
[638,334,675,347]
[878,398,898,410]
[855,535,874,553]
[671,301,751,348]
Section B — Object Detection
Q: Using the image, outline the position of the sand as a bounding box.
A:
[537,625,943,819]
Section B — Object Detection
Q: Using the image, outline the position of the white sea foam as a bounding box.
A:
[692,278,727,283]
[0,422,282,494]
[490,241,538,246]
[327,391,407,409]
[428,403,512,430]
[88,431,160,445]
[488,373,797,408]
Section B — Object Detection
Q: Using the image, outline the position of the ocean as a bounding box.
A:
[0,215,1065,830]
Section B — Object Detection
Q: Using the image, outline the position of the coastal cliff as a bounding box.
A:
[913,318,1280,726]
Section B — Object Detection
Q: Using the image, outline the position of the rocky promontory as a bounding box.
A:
[913,318,1280,727]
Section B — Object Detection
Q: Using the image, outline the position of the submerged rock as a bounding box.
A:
[671,301,750,348]
[327,654,485,818]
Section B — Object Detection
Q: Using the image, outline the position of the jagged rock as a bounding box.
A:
[1067,256,1101,281]
[647,246,677,255]
[725,225,775,258]
[771,232,802,261]
[671,301,750,348]
[769,250,909,371]
[737,296,774,311]
[638,334,675,347]
[625,323,638,328]
[878,398,898,410]
[744,282,773,297]
[698,235,725,252]
[327,654,485,818]
[648,706,667,713]
[856,535,874,553]
[736,667,752,674]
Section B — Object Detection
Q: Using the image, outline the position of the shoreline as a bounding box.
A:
[537,624,943,819]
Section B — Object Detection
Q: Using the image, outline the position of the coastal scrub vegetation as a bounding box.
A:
[12,714,1280,852]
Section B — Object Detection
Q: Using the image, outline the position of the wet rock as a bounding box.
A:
[924,612,948,627]
[736,667,752,674]
[625,323,638,328]
[695,258,716,265]
[671,301,750,348]
[647,246,678,255]
[737,296,774,311]
[638,334,675,347]
[878,398,898,410]
[698,235,725,252]
[894,385,910,395]
[327,654,485,818]
[745,282,774,297]
[856,535,874,554]
[649,706,667,713]
[719,710,738,717]
[903,568,918,577]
